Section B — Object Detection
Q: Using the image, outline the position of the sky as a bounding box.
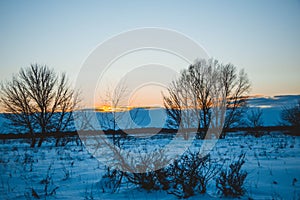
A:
[0,0,299,107]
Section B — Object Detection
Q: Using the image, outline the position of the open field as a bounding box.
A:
[1,132,299,199]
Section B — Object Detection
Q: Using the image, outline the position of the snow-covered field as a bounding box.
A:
[1,132,299,199]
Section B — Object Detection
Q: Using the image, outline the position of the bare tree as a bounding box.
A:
[220,65,250,132]
[163,58,250,139]
[98,82,129,146]
[247,108,264,128]
[280,99,300,132]
[164,70,197,139]
[0,64,79,147]
[246,107,264,137]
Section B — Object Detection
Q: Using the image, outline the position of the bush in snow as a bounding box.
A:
[98,139,222,198]
[168,150,219,198]
[100,148,171,192]
[216,153,247,197]
[124,149,171,191]
[100,166,124,193]
[25,163,59,199]
[125,167,171,191]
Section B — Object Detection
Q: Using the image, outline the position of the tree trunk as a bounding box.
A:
[37,136,44,147]
[30,137,36,148]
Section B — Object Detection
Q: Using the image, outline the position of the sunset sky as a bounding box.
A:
[0,0,299,107]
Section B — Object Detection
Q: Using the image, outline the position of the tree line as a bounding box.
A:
[0,61,299,147]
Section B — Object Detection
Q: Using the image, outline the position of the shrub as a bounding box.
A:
[99,147,220,198]
[37,163,59,197]
[124,149,171,191]
[100,148,171,192]
[168,150,218,198]
[100,166,123,193]
[216,153,247,197]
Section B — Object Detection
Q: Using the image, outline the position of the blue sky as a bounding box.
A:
[0,0,299,106]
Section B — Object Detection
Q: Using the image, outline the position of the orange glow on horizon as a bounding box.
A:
[94,105,135,112]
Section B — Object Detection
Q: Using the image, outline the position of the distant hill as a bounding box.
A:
[0,95,299,134]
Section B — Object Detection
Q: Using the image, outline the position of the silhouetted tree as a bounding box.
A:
[247,108,264,128]
[99,83,128,147]
[164,58,250,139]
[220,63,250,132]
[246,107,265,137]
[0,64,79,147]
[280,99,300,133]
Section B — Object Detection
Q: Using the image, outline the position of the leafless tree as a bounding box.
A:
[280,99,300,132]
[280,99,300,126]
[98,82,129,146]
[163,70,197,139]
[247,108,264,128]
[163,58,250,139]
[246,107,265,137]
[220,65,250,131]
[0,64,79,147]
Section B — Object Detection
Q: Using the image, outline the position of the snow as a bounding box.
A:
[1,95,300,199]
[1,132,299,199]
